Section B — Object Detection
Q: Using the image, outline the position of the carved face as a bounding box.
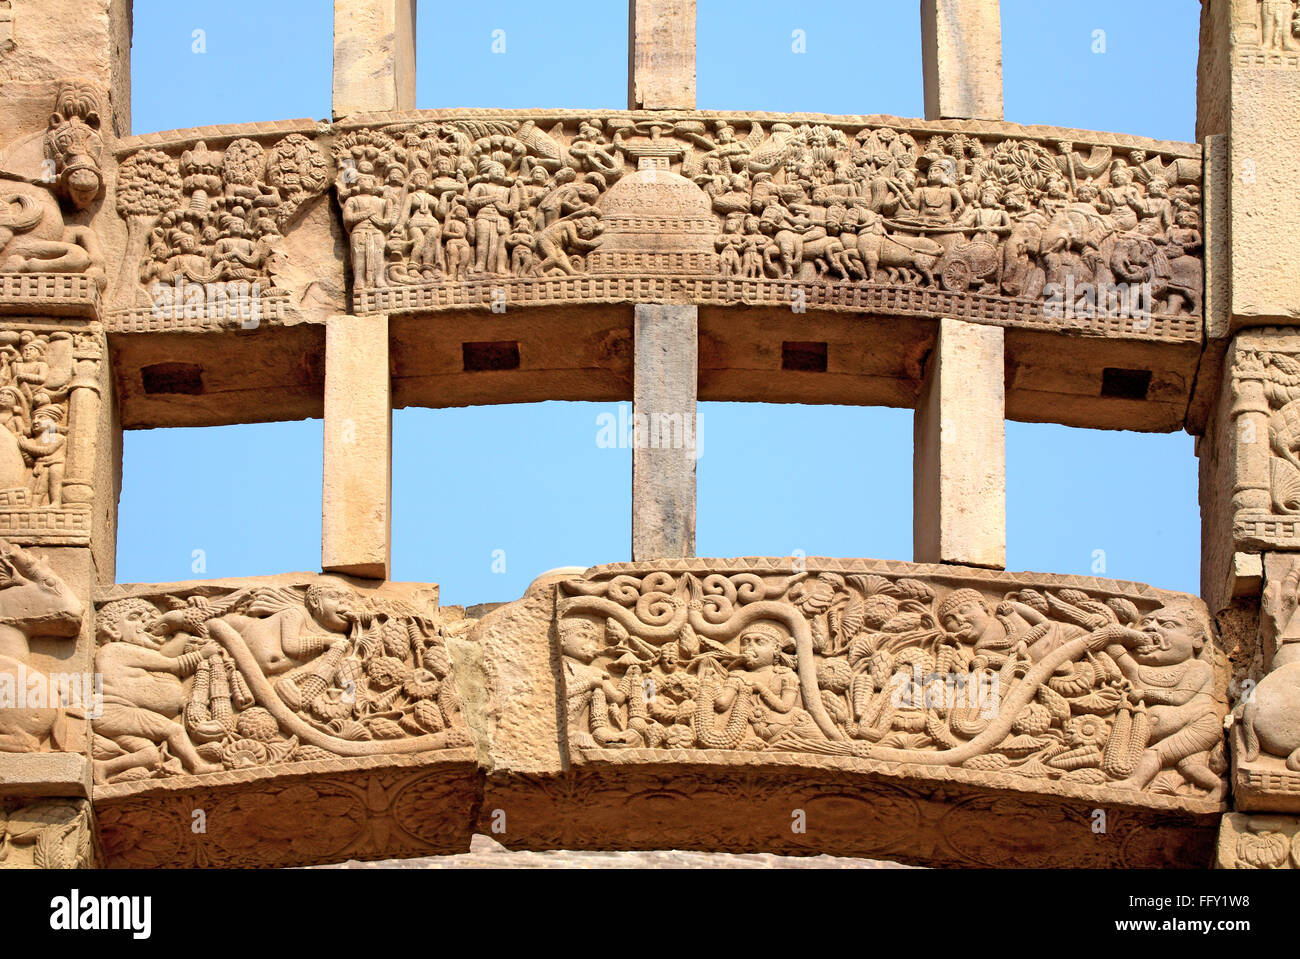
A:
[561,621,600,663]
[739,629,780,668]
[1134,607,1204,666]
[307,586,355,631]
[941,599,993,643]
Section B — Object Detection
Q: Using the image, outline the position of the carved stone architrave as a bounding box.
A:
[107,120,338,333]
[1217,812,1300,867]
[0,798,95,869]
[324,110,1202,344]
[533,558,1229,867]
[90,574,478,868]
[0,323,103,545]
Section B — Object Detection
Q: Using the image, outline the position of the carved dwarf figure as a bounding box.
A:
[92,598,224,782]
[1098,600,1224,796]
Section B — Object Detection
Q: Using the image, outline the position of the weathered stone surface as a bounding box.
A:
[0,542,96,797]
[913,317,1005,569]
[327,832,912,868]
[921,0,1004,121]
[91,573,478,867]
[1231,552,1300,811]
[1217,811,1300,867]
[0,797,94,868]
[333,0,416,121]
[632,304,696,560]
[629,0,696,111]
[322,314,390,580]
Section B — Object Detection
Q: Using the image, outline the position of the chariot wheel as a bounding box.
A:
[941,258,973,292]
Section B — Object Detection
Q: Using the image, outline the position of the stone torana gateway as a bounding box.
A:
[0,0,1291,871]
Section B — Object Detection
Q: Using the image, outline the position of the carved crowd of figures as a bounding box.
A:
[92,583,469,784]
[0,332,76,509]
[116,133,327,300]
[332,117,1203,317]
[559,570,1226,799]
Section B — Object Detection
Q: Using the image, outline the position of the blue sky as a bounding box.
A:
[119,0,1202,604]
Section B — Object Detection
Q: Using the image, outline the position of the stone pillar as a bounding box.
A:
[632,305,697,561]
[920,0,1004,121]
[628,0,696,110]
[333,0,416,120]
[913,318,1006,569]
[322,315,391,580]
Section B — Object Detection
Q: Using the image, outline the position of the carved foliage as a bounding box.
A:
[0,800,94,869]
[92,581,471,786]
[114,133,328,308]
[557,565,1227,803]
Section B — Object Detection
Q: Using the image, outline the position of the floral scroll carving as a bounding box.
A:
[92,580,471,786]
[557,563,1228,805]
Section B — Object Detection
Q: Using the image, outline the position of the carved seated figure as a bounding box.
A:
[1098,600,1224,797]
[700,622,812,749]
[560,619,638,749]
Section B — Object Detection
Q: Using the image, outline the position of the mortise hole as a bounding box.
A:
[782,342,828,373]
[141,362,204,396]
[1100,368,1152,400]
[463,341,520,372]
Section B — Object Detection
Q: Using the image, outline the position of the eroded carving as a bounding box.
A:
[0,800,93,869]
[329,115,1201,337]
[557,562,1228,804]
[0,539,84,754]
[92,580,470,785]
[114,132,329,316]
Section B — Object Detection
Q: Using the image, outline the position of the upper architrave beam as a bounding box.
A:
[92,110,1202,435]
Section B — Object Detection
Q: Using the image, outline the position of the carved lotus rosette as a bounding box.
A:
[555,559,1228,814]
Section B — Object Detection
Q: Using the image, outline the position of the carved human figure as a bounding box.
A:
[1261,0,1299,50]
[467,159,517,274]
[1238,560,1300,771]
[560,619,637,748]
[1098,601,1223,795]
[18,405,65,508]
[536,214,602,275]
[340,171,396,288]
[92,598,224,781]
[400,169,444,277]
[709,622,806,744]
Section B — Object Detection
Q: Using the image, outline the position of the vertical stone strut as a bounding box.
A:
[913,318,1006,569]
[333,0,417,120]
[632,305,698,560]
[628,0,697,110]
[322,315,392,580]
[920,0,1004,121]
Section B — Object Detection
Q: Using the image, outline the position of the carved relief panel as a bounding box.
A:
[556,560,1229,811]
[91,574,478,868]
[330,112,1202,341]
